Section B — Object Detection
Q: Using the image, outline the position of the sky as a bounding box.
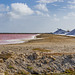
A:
[0,0,75,33]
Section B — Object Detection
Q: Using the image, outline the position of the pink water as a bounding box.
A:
[0,34,36,44]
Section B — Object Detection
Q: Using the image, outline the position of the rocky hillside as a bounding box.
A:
[0,50,75,75]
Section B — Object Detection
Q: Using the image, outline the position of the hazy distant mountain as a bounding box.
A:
[66,29,75,35]
[54,29,67,34]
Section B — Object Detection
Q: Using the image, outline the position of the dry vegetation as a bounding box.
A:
[33,48,51,52]
[25,34,75,55]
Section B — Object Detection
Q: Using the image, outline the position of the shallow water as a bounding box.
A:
[0,34,36,44]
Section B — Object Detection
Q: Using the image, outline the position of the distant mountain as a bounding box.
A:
[54,29,67,35]
[66,29,75,35]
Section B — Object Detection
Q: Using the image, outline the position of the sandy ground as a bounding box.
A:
[0,34,75,55]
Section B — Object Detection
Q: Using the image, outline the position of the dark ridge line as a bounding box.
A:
[0,33,52,34]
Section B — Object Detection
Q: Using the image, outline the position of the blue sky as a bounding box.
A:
[0,0,75,33]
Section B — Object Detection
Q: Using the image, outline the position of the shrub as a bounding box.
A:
[27,66,33,70]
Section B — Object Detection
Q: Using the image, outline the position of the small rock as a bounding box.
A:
[0,73,5,75]
[28,52,38,60]
[35,52,40,56]
[18,69,30,75]
[36,63,42,67]
[67,55,73,59]
[33,53,38,59]
[0,51,14,60]
[43,58,50,64]
[50,56,56,61]
[1,50,14,55]
[42,56,46,59]
[0,59,3,63]
[31,69,39,75]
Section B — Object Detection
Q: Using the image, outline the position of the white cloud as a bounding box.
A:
[7,12,20,19]
[62,5,75,10]
[35,10,50,17]
[62,7,67,9]
[53,14,60,21]
[0,13,3,17]
[8,3,34,18]
[35,4,48,12]
[53,14,57,17]
[68,5,75,9]
[0,4,9,12]
[68,0,75,4]
[0,3,50,19]
[63,12,75,19]
[37,0,64,4]
[54,17,60,21]
[36,11,45,15]
[52,4,59,6]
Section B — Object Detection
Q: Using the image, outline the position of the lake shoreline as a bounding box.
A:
[0,34,39,45]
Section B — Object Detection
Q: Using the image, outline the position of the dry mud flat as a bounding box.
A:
[0,34,75,75]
